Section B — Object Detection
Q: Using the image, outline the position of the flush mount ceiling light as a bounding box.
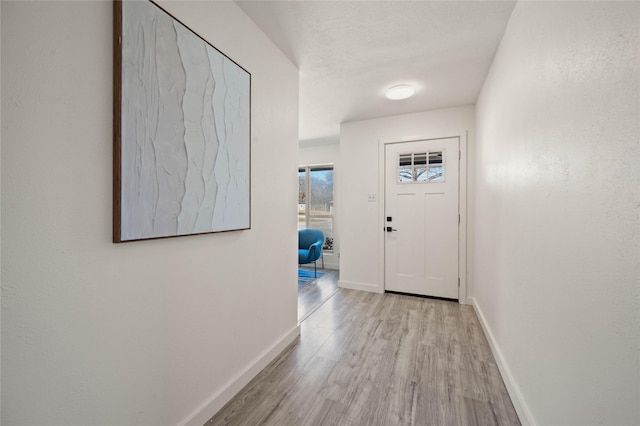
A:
[385,84,415,100]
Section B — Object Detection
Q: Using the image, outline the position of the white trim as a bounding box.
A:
[377,140,386,293]
[321,262,340,270]
[458,132,468,304]
[468,297,535,426]
[338,279,384,293]
[179,325,301,426]
[379,135,468,303]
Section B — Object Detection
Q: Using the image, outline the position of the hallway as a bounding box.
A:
[207,290,519,425]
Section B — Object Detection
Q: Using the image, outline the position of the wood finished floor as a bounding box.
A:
[298,268,340,322]
[207,289,520,426]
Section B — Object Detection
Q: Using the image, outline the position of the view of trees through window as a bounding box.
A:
[299,165,334,250]
[398,151,444,183]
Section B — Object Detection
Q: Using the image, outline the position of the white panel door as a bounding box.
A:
[384,138,459,299]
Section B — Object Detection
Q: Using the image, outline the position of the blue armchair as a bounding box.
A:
[298,229,325,277]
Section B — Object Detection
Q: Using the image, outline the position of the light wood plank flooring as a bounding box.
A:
[207,289,520,426]
[298,267,340,322]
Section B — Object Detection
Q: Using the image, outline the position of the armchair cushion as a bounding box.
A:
[298,229,324,265]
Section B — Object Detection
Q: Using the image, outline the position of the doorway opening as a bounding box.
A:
[297,164,339,321]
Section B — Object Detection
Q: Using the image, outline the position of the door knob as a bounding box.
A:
[386,227,398,232]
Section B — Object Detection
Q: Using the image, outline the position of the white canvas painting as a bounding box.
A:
[116,0,250,242]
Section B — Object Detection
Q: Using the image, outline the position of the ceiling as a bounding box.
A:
[236,0,517,143]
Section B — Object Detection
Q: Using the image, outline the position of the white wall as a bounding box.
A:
[1,1,299,425]
[299,141,340,269]
[339,106,474,294]
[472,1,639,425]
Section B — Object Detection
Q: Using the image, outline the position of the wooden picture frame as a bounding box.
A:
[113,0,251,243]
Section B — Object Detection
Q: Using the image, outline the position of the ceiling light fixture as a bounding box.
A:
[385,84,415,100]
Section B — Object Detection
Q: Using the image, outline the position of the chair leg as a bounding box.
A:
[314,261,317,278]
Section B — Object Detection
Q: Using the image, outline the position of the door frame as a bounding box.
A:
[377,133,469,304]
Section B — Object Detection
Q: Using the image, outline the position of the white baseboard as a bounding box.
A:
[299,263,339,270]
[322,262,339,270]
[468,297,535,426]
[338,280,383,293]
[179,325,301,426]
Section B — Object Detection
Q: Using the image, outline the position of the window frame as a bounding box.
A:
[298,164,334,252]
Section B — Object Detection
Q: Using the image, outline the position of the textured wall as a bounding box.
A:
[473,1,640,424]
[1,1,298,425]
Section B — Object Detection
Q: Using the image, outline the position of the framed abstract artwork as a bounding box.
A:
[113,0,251,243]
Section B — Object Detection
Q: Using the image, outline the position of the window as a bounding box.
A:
[398,151,444,183]
[298,165,334,250]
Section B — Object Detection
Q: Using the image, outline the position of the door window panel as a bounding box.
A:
[398,151,445,183]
